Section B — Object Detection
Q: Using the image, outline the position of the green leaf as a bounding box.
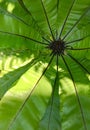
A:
[39,68,61,130]
[0,0,90,130]
[0,59,36,99]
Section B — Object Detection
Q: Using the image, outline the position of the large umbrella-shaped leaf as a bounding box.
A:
[0,0,90,130]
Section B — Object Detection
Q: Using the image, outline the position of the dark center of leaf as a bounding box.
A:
[48,39,65,55]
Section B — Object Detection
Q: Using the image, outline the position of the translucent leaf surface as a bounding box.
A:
[0,0,90,130]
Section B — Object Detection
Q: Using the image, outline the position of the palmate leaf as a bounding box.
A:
[0,0,90,130]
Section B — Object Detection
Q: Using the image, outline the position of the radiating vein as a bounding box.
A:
[66,35,90,45]
[57,0,59,11]
[56,0,59,39]
[67,47,90,51]
[59,0,76,38]
[0,7,30,27]
[42,37,51,44]
[62,7,90,40]
[61,55,87,130]
[18,0,32,16]
[18,0,44,36]
[0,30,48,45]
[40,0,55,40]
[8,54,54,130]
[68,54,90,74]
[48,54,59,130]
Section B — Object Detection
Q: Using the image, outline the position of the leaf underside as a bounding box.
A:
[0,0,90,130]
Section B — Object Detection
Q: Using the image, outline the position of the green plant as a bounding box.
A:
[0,0,90,130]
